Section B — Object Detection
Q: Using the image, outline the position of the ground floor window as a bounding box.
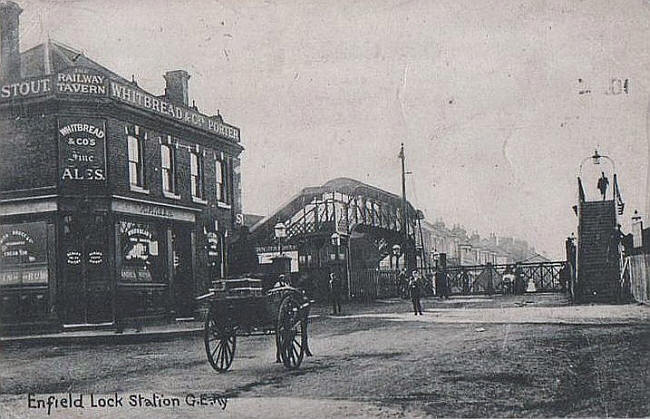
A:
[0,221,50,323]
[119,220,164,283]
[0,221,49,286]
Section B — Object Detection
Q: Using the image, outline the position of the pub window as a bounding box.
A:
[0,221,49,286]
[190,152,204,200]
[216,159,228,203]
[119,221,163,283]
[128,134,145,188]
[161,143,177,194]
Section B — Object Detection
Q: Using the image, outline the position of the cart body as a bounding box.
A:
[197,277,311,371]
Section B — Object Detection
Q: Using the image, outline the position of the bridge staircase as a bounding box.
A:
[575,174,624,303]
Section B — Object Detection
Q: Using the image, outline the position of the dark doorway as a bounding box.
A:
[172,227,194,318]
[60,214,112,325]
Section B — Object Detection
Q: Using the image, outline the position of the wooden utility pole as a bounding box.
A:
[399,143,408,269]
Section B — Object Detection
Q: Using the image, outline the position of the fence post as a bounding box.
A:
[376,272,380,299]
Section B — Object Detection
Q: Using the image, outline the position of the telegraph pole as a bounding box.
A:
[399,143,408,269]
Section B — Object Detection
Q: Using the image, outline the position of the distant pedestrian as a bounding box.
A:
[486,263,495,296]
[514,264,525,295]
[436,269,450,299]
[328,272,342,315]
[397,269,408,299]
[502,265,515,295]
[597,172,609,200]
[461,268,471,294]
[559,262,570,292]
[409,270,424,315]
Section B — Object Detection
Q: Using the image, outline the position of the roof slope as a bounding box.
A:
[20,40,129,83]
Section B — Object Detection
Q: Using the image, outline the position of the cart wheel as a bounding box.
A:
[204,315,236,372]
[276,295,307,370]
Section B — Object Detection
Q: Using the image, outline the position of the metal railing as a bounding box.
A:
[349,261,567,301]
[445,261,566,295]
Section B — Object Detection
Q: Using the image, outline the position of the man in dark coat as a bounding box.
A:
[397,269,408,299]
[409,270,424,315]
[597,172,609,200]
[461,268,471,294]
[559,262,570,292]
[436,268,450,299]
[514,264,525,295]
[328,272,342,315]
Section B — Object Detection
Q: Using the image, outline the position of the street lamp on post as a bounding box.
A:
[330,232,341,265]
[331,232,351,299]
[274,222,287,255]
[578,149,617,179]
[392,244,401,270]
[578,148,622,212]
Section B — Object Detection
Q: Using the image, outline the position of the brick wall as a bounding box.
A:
[106,117,240,224]
[105,117,243,288]
[0,115,57,192]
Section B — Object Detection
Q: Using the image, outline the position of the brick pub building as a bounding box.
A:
[0,1,243,333]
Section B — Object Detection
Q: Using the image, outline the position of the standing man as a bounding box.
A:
[597,171,609,200]
[461,268,471,295]
[559,262,569,293]
[397,268,408,299]
[409,270,424,315]
[328,272,342,315]
[486,263,495,296]
[436,268,450,299]
[514,264,524,295]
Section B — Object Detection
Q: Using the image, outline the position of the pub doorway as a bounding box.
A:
[60,214,112,325]
[172,226,194,318]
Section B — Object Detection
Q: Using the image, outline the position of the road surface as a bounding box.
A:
[1,294,648,418]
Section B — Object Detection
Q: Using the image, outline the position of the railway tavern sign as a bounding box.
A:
[55,68,107,95]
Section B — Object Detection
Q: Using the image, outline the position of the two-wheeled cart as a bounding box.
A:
[196,278,312,372]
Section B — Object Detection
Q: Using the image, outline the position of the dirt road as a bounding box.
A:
[1,295,648,418]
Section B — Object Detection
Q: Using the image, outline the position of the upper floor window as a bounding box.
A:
[127,132,146,189]
[190,151,205,200]
[161,143,177,195]
[216,159,228,204]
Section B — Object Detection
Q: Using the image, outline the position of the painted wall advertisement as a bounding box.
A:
[58,117,107,189]
[0,222,49,285]
[55,67,107,96]
[0,66,240,143]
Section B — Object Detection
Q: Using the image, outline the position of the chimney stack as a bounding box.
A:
[164,70,190,106]
[0,1,22,82]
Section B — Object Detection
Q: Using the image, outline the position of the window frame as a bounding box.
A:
[127,129,147,191]
[160,142,177,195]
[215,158,228,204]
[190,151,205,201]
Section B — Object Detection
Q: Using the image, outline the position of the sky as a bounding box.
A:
[15,0,650,259]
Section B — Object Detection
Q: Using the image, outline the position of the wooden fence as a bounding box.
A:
[349,269,399,300]
[625,254,650,303]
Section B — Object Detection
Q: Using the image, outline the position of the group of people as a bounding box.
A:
[501,265,525,295]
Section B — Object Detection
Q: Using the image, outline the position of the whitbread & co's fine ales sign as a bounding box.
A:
[58,117,107,189]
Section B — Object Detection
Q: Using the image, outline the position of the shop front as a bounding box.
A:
[58,213,112,325]
[111,197,200,323]
[0,219,55,331]
[0,196,204,332]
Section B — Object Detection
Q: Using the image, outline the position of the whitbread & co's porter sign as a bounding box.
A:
[0,67,240,142]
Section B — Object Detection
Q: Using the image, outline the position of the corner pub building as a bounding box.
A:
[0,2,244,333]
